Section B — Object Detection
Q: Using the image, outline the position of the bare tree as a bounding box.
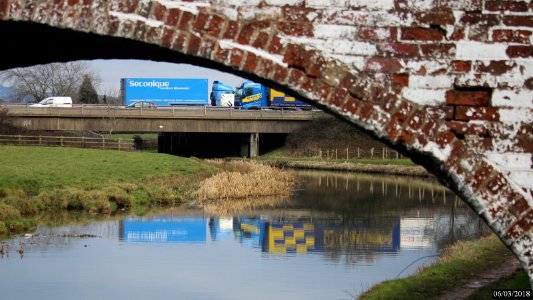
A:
[0,61,100,103]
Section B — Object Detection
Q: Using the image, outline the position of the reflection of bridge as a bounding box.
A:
[5,105,324,157]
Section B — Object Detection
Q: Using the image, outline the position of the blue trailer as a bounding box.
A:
[234,80,311,110]
[120,78,209,106]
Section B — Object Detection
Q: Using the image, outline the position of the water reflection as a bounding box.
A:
[0,171,490,300]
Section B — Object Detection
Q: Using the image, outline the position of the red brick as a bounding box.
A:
[508,196,531,219]
[485,0,528,11]
[401,27,444,41]
[392,73,409,93]
[150,2,167,21]
[435,130,456,148]
[283,43,305,69]
[446,90,491,106]
[178,11,194,31]
[277,21,313,37]
[507,46,533,58]
[172,32,189,52]
[451,61,472,73]
[515,210,533,232]
[470,161,495,191]
[377,43,418,57]
[493,30,532,44]
[242,52,259,73]
[268,35,282,55]
[255,58,274,79]
[357,27,395,41]
[236,24,254,45]
[407,111,425,130]
[186,34,201,55]
[206,15,225,38]
[223,20,239,39]
[476,60,517,76]
[385,112,407,142]
[193,12,208,33]
[449,27,465,41]
[229,48,244,67]
[165,8,181,26]
[213,46,229,63]
[117,0,138,13]
[455,106,499,121]
[273,65,289,84]
[199,38,216,58]
[365,57,402,73]
[252,31,270,49]
[308,56,326,78]
[420,44,456,58]
[414,10,455,25]
[289,69,306,87]
[460,12,500,26]
[446,121,489,136]
[504,15,533,27]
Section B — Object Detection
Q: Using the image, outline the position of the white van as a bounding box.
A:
[30,97,73,107]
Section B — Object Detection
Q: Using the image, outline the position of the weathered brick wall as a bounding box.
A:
[0,0,532,282]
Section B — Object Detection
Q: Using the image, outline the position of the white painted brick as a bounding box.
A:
[402,88,446,105]
[454,74,525,89]
[508,170,533,188]
[307,0,348,7]
[456,42,509,60]
[214,0,261,5]
[487,153,533,169]
[320,10,415,26]
[265,0,304,5]
[348,0,394,10]
[492,90,533,107]
[408,75,454,89]
[314,24,357,39]
[498,108,533,123]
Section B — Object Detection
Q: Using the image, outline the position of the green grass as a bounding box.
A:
[0,145,216,237]
[466,270,531,300]
[360,235,529,300]
[0,145,206,190]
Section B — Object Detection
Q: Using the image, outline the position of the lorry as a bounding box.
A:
[234,80,311,110]
[210,80,235,107]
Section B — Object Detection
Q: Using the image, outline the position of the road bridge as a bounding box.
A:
[4,104,324,157]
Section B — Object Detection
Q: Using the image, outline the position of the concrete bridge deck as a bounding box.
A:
[4,104,325,133]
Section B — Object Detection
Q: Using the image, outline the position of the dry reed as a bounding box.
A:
[191,160,297,201]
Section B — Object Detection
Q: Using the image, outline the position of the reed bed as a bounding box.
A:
[191,160,297,201]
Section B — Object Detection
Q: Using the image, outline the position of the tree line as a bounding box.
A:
[0,61,119,104]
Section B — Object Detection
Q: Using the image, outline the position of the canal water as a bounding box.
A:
[0,171,489,300]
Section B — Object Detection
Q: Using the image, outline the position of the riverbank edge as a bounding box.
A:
[359,234,528,299]
[262,159,433,178]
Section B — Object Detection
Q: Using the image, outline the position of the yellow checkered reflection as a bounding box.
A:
[268,223,315,254]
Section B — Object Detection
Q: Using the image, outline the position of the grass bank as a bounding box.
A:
[359,234,529,299]
[255,149,430,177]
[0,146,299,239]
[0,145,216,237]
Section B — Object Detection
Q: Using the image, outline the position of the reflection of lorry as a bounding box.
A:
[234,80,311,110]
[30,96,72,107]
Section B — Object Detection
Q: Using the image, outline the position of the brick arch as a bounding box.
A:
[1,0,532,283]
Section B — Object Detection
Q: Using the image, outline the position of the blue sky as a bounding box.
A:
[86,59,246,95]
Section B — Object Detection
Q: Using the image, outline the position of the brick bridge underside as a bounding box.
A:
[0,0,532,283]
